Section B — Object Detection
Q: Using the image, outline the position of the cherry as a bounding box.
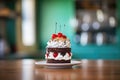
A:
[58,32,63,37]
[53,52,58,58]
[46,53,49,57]
[62,35,67,38]
[52,34,57,39]
[68,52,71,56]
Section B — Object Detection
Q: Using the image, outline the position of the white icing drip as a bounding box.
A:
[45,52,72,60]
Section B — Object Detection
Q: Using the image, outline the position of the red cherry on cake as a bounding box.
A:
[46,53,49,57]
[62,35,67,38]
[58,32,63,37]
[53,52,58,58]
[68,52,71,56]
[52,34,57,39]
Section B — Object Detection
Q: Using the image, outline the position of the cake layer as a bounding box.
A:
[47,59,70,63]
[45,52,72,60]
[47,48,71,53]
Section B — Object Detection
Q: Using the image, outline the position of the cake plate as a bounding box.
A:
[35,60,81,69]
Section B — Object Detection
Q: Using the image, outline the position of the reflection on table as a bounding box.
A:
[0,59,120,80]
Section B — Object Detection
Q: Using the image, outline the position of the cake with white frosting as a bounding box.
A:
[45,32,72,63]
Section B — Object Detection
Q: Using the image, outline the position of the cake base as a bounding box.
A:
[47,59,71,63]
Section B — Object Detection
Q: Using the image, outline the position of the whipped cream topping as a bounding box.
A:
[45,52,72,60]
[46,39,71,48]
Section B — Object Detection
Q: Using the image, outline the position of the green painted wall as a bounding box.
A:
[6,19,16,45]
[116,0,120,45]
[38,0,120,59]
[6,2,16,51]
[0,1,16,54]
[72,0,120,59]
[4,0,120,59]
[39,0,120,59]
[38,0,75,49]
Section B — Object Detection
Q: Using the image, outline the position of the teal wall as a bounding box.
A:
[6,19,16,46]
[4,0,120,59]
[116,0,120,45]
[6,2,16,48]
[72,0,120,59]
[38,0,75,49]
[38,0,120,59]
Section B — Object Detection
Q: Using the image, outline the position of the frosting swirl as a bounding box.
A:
[47,38,71,48]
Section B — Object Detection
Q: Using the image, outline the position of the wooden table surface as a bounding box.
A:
[0,59,120,80]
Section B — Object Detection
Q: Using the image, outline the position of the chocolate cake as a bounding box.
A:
[45,32,72,63]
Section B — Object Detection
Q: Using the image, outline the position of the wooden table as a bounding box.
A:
[0,59,120,80]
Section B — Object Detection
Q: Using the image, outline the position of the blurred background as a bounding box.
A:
[0,0,120,59]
